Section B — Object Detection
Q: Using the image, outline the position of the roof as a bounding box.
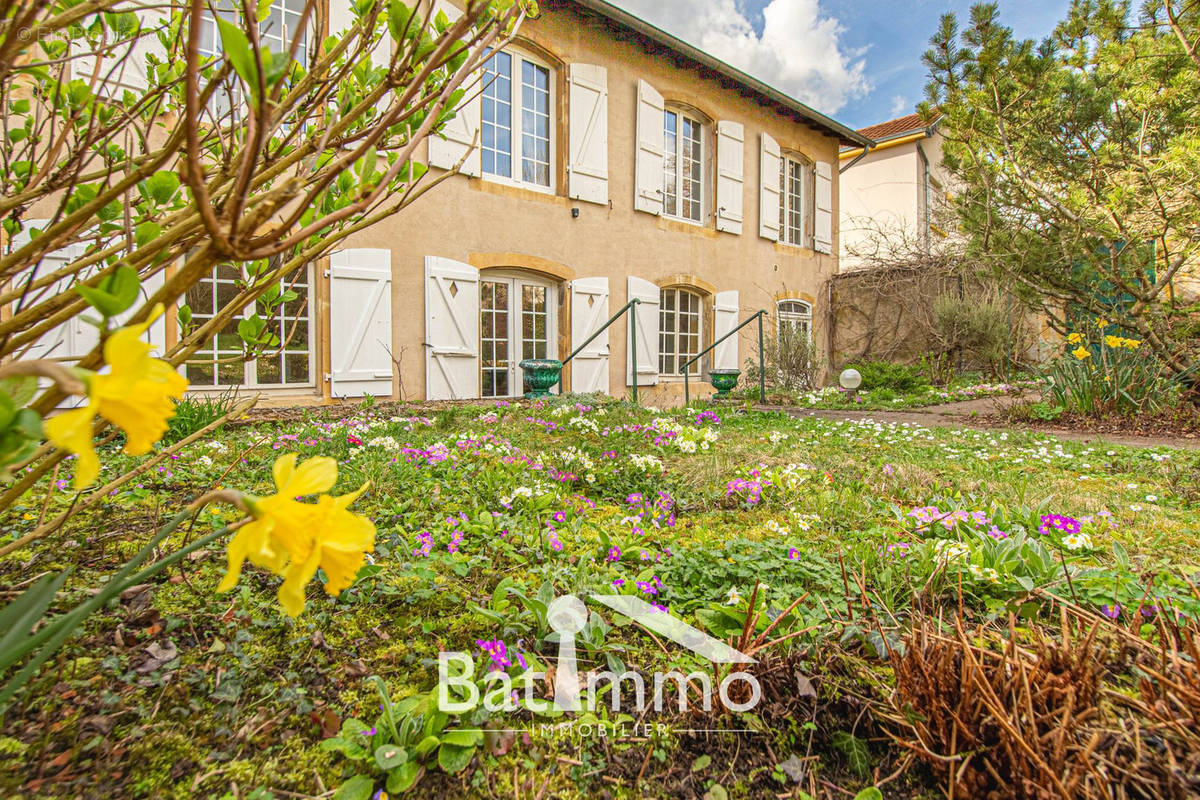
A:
[561,0,874,149]
[856,113,932,142]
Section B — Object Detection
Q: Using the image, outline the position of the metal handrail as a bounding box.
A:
[559,298,643,403]
[679,309,767,405]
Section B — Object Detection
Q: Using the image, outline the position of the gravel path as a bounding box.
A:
[759,396,1200,450]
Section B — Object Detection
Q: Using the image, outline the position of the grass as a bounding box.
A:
[0,398,1197,798]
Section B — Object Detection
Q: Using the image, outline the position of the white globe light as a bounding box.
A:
[839,368,862,390]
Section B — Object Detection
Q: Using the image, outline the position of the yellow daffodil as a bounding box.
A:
[1104,335,1122,348]
[1072,346,1091,360]
[1123,338,1141,349]
[1096,317,1108,327]
[45,305,188,488]
[1067,332,1083,344]
[218,454,375,617]
[277,483,376,617]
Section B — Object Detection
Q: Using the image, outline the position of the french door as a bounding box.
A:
[480,274,556,398]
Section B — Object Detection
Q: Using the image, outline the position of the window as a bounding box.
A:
[663,109,703,222]
[659,288,703,375]
[779,154,813,247]
[197,0,309,120]
[479,274,556,398]
[481,50,553,189]
[776,300,812,343]
[185,263,313,388]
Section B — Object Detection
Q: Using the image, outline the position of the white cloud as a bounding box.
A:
[890,94,909,116]
[610,0,869,114]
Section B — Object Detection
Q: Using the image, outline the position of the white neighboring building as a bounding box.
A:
[838,113,945,271]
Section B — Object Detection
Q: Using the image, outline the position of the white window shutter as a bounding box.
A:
[424,256,479,400]
[634,80,665,215]
[712,290,740,370]
[569,277,609,393]
[73,10,167,92]
[715,121,744,235]
[427,2,481,176]
[760,133,782,242]
[626,277,659,386]
[814,161,833,254]
[567,64,608,206]
[330,249,394,398]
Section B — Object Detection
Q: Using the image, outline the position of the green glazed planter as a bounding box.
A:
[520,359,563,399]
[709,368,741,400]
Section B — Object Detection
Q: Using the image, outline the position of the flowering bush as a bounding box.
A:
[1047,321,1180,415]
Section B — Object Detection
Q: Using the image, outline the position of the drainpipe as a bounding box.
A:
[839,143,872,174]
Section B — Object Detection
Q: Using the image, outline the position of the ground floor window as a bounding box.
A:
[480,274,556,398]
[185,262,313,388]
[659,287,703,375]
[777,299,812,343]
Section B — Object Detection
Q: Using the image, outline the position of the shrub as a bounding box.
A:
[933,294,1019,377]
[846,360,930,393]
[1046,324,1180,416]
[745,329,824,393]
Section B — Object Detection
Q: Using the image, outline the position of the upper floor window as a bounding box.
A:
[482,49,553,190]
[198,0,309,120]
[663,108,704,222]
[779,154,812,247]
[659,288,703,375]
[777,300,812,342]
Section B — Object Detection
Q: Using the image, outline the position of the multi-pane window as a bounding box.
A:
[663,109,703,222]
[659,288,702,375]
[480,280,511,399]
[480,276,554,398]
[481,50,552,189]
[197,0,308,119]
[777,300,812,343]
[186,263,313,388]
[779,154,811,246]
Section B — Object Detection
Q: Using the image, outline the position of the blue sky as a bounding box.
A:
[611,0,1071,129]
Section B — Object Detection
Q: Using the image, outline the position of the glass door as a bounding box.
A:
[480,275,555,398]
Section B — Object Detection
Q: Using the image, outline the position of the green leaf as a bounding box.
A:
[0,376,37,408]
[853,789,883,800]
[76,265,141,318]
[832,731,872,779]
[0,572,71,668]
[387,0,417,41]
[436,742,475,774]
[177,304,192,327]
[439,729,481,747]
[412,734,439,758]
[691,754,711,772]
[374,744,407,770]
[385,760,420,793]
[331,774,375,800]
[256,0,273,21]
[142,171,180,205]
[135,222,162,248]
[216,16,259,100]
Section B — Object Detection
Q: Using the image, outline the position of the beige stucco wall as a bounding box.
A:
[839,132,945,271]
[334,1,842,405]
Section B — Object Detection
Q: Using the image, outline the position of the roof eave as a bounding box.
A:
[566,0,874,149]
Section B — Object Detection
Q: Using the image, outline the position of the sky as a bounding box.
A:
[609,0,1072,129]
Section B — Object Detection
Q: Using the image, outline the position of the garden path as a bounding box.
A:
[761,398,1200,450]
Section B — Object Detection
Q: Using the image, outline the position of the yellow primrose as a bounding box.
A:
[1072,346,1091,360]
[45,305,188,488]
[1067,332,1083,344]
[218,454,375,617]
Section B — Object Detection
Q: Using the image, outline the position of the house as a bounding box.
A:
[21,0,873,406]
[838,112,944,271]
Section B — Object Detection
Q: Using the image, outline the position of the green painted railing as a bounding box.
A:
[559,298,643,403]
[679,309,767,405]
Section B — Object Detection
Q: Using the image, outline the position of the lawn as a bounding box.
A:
[1,397,1197,798]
